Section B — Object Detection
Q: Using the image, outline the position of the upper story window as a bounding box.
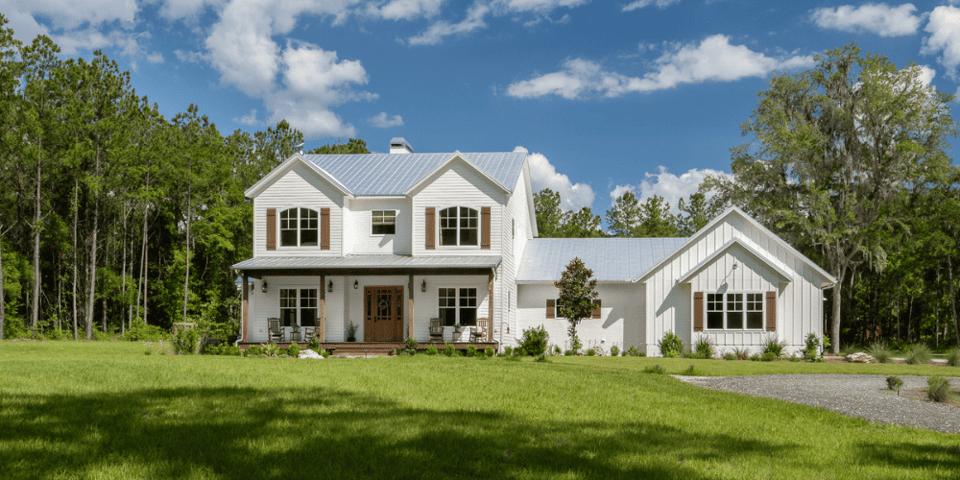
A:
[707,293,764,330]
[439,206,478,246]
[372,210,396,235]
[280,208,318,247]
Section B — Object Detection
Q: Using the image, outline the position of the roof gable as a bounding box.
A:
[676,237,793,284]
[244,154,352,199]
[405,152,510,196]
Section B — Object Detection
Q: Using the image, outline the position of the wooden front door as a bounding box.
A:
[364,286,404,342]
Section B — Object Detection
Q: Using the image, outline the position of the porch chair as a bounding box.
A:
[303,326,316,343]
[429,318,444,343]
[267,317,284,343]
[470,318,489,343]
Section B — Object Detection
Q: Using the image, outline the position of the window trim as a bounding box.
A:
[371,210,397,236]
[279,288,319,327]
[278,207,320,248]
[438,287,479,327]
[705,292,766,330]
[437,206,480,248]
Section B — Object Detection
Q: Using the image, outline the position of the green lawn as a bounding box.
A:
[1,342,957,480]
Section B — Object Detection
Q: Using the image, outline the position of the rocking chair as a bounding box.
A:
[428,318,444,343]
[267,317,284,343]
[470,318,489,343]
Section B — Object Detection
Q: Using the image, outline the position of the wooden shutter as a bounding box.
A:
[425,207,435,250]
[266,208,277,251]
[766,291,776,331]
[592,299,602,319]
[693,292,704,332]
[320,208,330,250]
[546,299,555,319]
[481,206,491,249]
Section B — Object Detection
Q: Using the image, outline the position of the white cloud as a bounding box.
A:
[493,0,588,14]
[175,49,207,63]
[622,0,681,12]
[922,6,960,80]
[609,166,731,214]
[408,0,587,45]
[54,28,144,56]
[9,0,138,30]
[408,1,490,45]
[238,109,261,126]
[811,3,921,37]
[158,0,226,22]
[918,65,936,87]
[146,52,164,64]
[368,112,404,127]
[366,0,445,21]
[517,146,595,210]
[507,35,813,99]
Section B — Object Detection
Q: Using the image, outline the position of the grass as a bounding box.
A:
[1,341,958,480]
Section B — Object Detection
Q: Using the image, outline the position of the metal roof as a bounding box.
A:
[302,152,526,196]
[517,238,688,282]
[233,255,502,270]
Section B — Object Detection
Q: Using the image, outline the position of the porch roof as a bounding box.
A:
[232,254,502,270]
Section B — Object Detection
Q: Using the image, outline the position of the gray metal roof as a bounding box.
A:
[517,238,688,282]
[303,152,526,196]
[233,255,501,270]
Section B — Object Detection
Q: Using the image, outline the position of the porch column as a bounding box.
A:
[488,271,494,342]
[319,274,326,342]
[242,272,249,343]
[408,274,415,340]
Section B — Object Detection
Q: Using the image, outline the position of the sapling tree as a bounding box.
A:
[554,257,598,352]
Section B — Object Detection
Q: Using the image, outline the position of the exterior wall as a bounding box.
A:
[516,283,641,353]
[497,162,533,348]
[248,275,327,343]
[643,212,825,357]
[343,197,412,255]
[253,162,345,257]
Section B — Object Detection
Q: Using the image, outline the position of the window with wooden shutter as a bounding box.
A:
[425,207,435,250]
[266,208,277,250]
[693,292,704,332]
[546,299,555,319]
[592,299,602,319]
[320,208,330,250]
[766,291,776,331]
[481,206,491,249]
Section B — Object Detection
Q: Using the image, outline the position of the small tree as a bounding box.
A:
[554,258,598,352]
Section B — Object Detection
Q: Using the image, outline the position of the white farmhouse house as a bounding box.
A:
[232,138,835,356]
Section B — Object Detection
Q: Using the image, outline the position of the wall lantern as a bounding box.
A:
[421,279,427,293]
[261,280,268,293]
[732,262,739,271]
[354,280,359,290]
[327,279,334,293]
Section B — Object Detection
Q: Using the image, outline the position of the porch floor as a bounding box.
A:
[239,341,499,357]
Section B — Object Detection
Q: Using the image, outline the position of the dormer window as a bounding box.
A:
[280,208,319,247]
[439,207,478,246]
[372,210,396,235]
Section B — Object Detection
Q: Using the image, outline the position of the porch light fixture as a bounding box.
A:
[732,262,739,271]
[421,280,427,293]
[354,280,359,290]
[261,280,268,293]
[327,279,334,293]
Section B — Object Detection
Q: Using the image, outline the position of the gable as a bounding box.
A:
[406,154,510,197]
[245,155,351,200]
[678,239,792,292]
[408,155,509,202]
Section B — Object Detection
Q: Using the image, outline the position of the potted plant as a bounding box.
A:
[346,322,358,342]
[453,324,464,334]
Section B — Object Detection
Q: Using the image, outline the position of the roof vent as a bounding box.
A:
[389,137,414,154]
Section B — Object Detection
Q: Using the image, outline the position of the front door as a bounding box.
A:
[364,286,404,342]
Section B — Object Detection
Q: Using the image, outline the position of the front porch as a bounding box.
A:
[238,341,500,356]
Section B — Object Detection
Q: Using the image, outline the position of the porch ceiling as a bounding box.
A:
[232,254,501,277]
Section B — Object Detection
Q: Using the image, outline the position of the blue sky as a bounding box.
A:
[5,0,960,215]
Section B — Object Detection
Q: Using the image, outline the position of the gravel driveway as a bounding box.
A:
[674,374,960,434]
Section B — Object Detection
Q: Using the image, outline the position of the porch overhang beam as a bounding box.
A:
[237,267,495,279]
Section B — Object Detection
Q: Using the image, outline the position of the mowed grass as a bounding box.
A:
[1,342,957,480]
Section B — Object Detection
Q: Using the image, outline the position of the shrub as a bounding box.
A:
[905,344,933,365]
[886,376,904,393]
[466,345,478,357]
[287,342,301,357]
[442,343,457,357]
[947,347,960,367]
[610,345,620,357]
[484,346,495,357]
[927,376,953,403]
[693,335,715,360]
[839,343,861,356]
[759,334,786,359]
[866,341,892,363]
[306,335,323,352]
[125,320,168,342]
[263,343,281,357]
[45,328,68,341]
[643,364,667,375]
[173,328,201,355]
[804,333,819,357]
[586,348,596,356]
[626,346,644,357]
[722,352,736,361]
[505,353,522,361]
[534,354,548,363]
[749,353,761,362]
[564,350,575,356]
[245,345,264,357]
[732,347,749,360]
[552,345,562,356]
[424,345,439,356]
[680,364,698,376]
[519,325,549,356]
[403,336,418,355]
[788,354,802,362]
[502,346,513,356]
[760,352,777,362]
[658,331,684,358]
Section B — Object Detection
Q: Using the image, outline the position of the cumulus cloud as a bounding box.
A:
[175,49,207,63]
[507,35,814,99]
[55,28,145,56]
[609,166,731,214]
[515,146,595,210]
[237,109,260,126]
[158,0,226,23]
[366,0,445,20]
[922,6,960,80]
[811,3,921,37]
[0,0,144,53]
[368,112,405,128]
[146,52,165,64]
[622,0,681,12]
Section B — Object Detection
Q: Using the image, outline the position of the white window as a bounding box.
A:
[280,289,318,327]
[439,207,478,246]
[438,288,478,326]
[707,293,764,330]
[279,208,318,247]
[371,210,396,235]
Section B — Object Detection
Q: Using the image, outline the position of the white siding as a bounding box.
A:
[497,161,534,348]
[248,276,327,343]
[343,198,412,255]
[253,163,344,257]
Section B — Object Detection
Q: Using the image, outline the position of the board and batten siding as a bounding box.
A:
[642,211,825,357]
[253,162,345,257]
[343,197,412,255]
